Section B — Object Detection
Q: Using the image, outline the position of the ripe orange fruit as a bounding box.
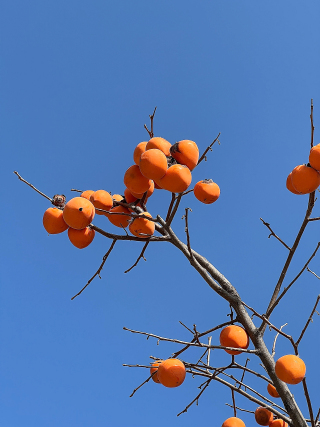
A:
[43,207,69,234]
[275,355,306,384]
[219,325,249,355]
[146,137,171,156]
[112,194,123,203]
[129,212,155,238]
[106,205,131,228]
[254,407,273,426]
[170,140,199,171]
[80,190,95,200]
[269,420,288,427]
[68,227,95,249]
[150,360,163,383]
[90,190,113,215]
[130,181,154,200]
[124,188,139,204]
[139,149,168,180]
[194,179,220,204]
[158,164,192,193]
[133,141,148,165]
[221,417,246,427]
[309,143,320,171]
[63,197,95,230]
[267,383,280,398]
[286,172,300,194]
[124,165,152,194]
[290,164,320,194]
[157,358,186,388]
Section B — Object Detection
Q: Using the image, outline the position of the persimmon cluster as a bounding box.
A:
[153,325,305,427]
[42,136,221,248]
[286,143,320,194]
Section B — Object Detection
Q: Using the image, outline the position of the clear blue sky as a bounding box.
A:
[1,1,320,426]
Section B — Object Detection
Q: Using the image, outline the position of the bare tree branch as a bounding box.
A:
[144,106,157,138]
[197,132,221,165]
[260,218,291,251]
[14,171,53,203]
[295,294,320,347]
[177,379,211,417]
[71,239,117,300]
[124,241,150,273]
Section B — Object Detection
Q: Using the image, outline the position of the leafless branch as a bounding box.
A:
[179,321,194,334]
[70,188,83,193]
[123,327,257,353]
[124,241,150,273]
[238,358,250,389]
[183,208,194,260]
[197,132,221,165]
[91,224,168,242]
[272,323,288,357]
[307,267,320,279]
[207,337,212,373]
[165,193,176,222]
[302,378,315,427]
[71,239,117,300]
[166,193,183,225]
[308,217,320,222]
[144,106,157,138]
[295,295,320,346]
[231,389,237,417]
[225,404,254,414]
[260,218,291,251]
[271,242,320,312]
[129,373,154,398]
[177,379,211,417]
[311,99,314,149]
[14,171,53,203]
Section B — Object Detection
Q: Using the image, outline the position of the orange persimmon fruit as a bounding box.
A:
[68,227,95,249]
[254,407,273,426]
[130,181,155,200]
[150,360,163,384]
[139,148,168,180]
[124,165,152,194]
[290,164,320,194]
[170,139,199,171]
[221,417,246,427]
[309,143,320,171]
[129,212,155,238]
[267,383,280,398]
[133,141,148,165]
[106,205,131,228]
[146,136,171,156]
[157,358,186,388]
[43,207,69,234]
[269,420,288,427]
[112,194,123,203]
[286,172,300,194]
[219,325,249,355]
[275,355,306,384]
[158,164,192,193]
[194,179,220,204]
[90,190,113,215]
[63,197,95,230]
[80,190,95,200]
[124,188,138,204]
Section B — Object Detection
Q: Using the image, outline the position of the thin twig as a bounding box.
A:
[271,323,287,357]
[70,189,83,193]
[271,242,320,311]
[207,337,212,373]
[302,378,315,427]
[197,133,221,165]
[260,218,291,251]
[123,327,257,353]
[295,294,320,346]
[238,358,250,390]
[177,380,211,417]
[124,241,150,273]
[14,171,53,202]
[165,193,176,222]
[129,374,154,398]
[308,217,320,222]
[179,321,194,334]
[311,99,314,149]
[307,267,320,279]
[166,193,183,225]
[225,404,254,414]
[144,106,157,138]
[71,240,117,300]
[183,208,194,261]
[231,389,237,417]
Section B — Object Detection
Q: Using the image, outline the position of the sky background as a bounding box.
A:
[1,1,320,426]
